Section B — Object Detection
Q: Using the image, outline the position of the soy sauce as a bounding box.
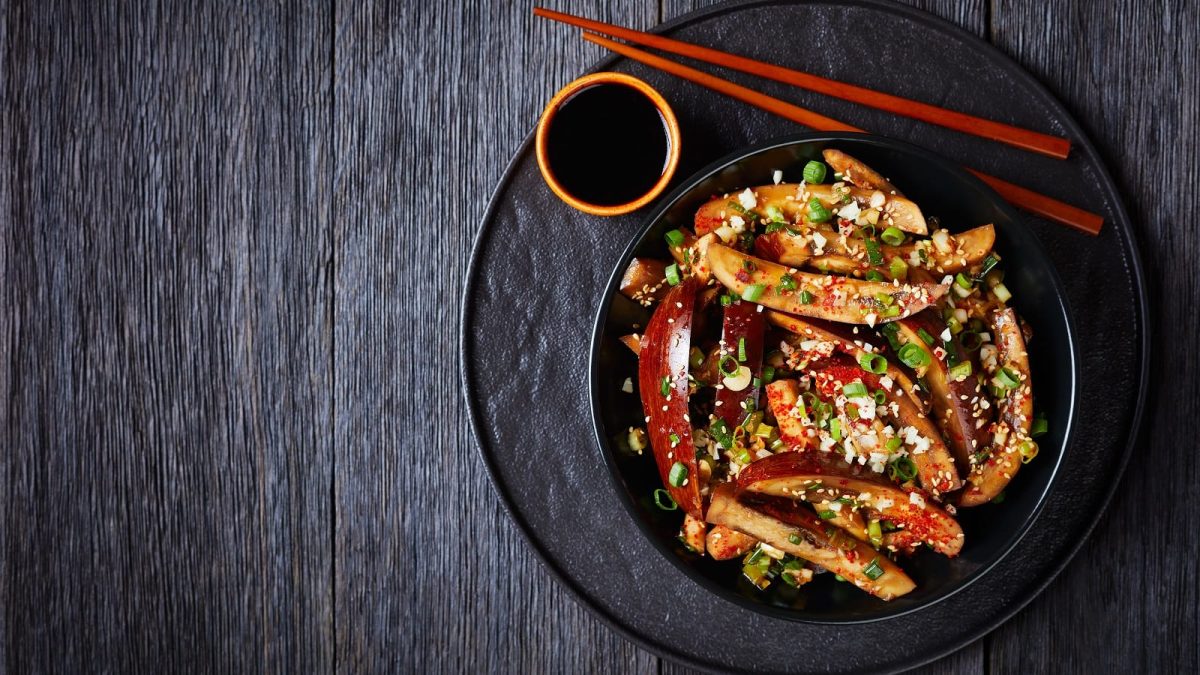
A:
[545,83,670,207]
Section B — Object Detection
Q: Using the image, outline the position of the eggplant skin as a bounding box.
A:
[822,148,905,196]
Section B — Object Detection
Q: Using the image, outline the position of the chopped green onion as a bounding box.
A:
[993,282,1013,303]
[653,488,677,510]
[843,382,868,398]
[863,557,884,580]
[807,198,832,223]
[709,419,733,448]
[746,546,764,565]
[874,389,887,405]
[943,341,960,366]
[664,263,681,286]
[858,353,888,375]
[897,343,930,368]
[720,293,733,307]
[742,284,765,302]
[948,361,973,382]
[874,292,894,307]
[882,305,901,318]
[975,254,999,282]
[738,337,748,362]
[880,323,902,350]
[955,272,974,290]
[846,402,859,418]
[991,491,1006,504]
[865,239,883,265]
[762,366,776,384]
[668,433,679,446]
[668,461,688,487]
[660,376,671,397]
[778,273,798,292]
[764,222,786,234]
[818,510,837,520]
[803,161,827,184]
[796,290,813,304]
[865,270,886,282]
[888,257,908,280]
[888,456,918,482]
[751,377,762,388]
[1019,440,1039,464]
[719,355,740,377]
[830,418,842,441]
[917,328,935,345]
[945,316,963,335]
[993,366,1021,389]
[868,519,883,547]
[886,437,902,452]
[960,331,983,352]
[880,226,905,246]
[1031,414,1048,438]
[664,229,685,247]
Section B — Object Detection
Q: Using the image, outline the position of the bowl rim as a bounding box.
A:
[587,131,1080,624]
[534,71,683,216]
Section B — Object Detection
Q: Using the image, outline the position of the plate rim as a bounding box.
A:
[459,0,1151,671]
[586,130,1080,626]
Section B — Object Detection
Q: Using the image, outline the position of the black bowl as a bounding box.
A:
[589,132,1078,623]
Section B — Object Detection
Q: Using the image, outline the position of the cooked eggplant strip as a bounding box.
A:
[667,227,716,282]
[764,379,815,451]
[961,307,1034,506]
[893,314,993,475]
[638,278,705,518]
[766,310,928,413]
[706,524,758,560]
[755,224,996,276]
[737,452,964,557]
[822,148,904,197]
[706,485,915,600]
[695,184,927,236]
[714,301,767,428]
[807,357,961,496]
[707,243,947,325]
[681,513,708,554]
[620,257,670,306]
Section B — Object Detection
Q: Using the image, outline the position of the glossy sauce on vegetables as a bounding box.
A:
[545,83,669,206]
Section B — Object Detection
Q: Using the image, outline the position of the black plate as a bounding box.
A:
[461,1,1147,671]
[590,133,1078,624]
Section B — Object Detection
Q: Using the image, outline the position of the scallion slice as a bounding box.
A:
[720,293,733,307]
[880,226,905,246]
[888,456,917,482]
[830,418,842,441]
[868,519,883,547]
[664,263,681,286]
[719,355,740,377]
[1031,414,1048,438]
[897,343,930,368]
[802,160,827,184]
[798,290,814,304]
[1018,440,1039,464]
[660,376,671,397]
[762,365,776,384]
[668,461,688,487]
[664,229,685,247]
[955,272,974,290]
[653,488,677,510]
[843,381,869,398]
[818,510,837,520]
[709,419,733,448]
[742,283,766,302]
[865,270,885,282]
[778,273,797,292]
[993,366,1020,389]
[948,360,973,381]
[863,557,885,580]
[788,533,802,545]
[865,239,883,266]
[737,337,748,362]
[808,198,832,223]
[888,257,908,280]
[858,353,887,375]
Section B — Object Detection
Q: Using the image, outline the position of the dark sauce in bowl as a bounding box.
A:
[545,83,670,207]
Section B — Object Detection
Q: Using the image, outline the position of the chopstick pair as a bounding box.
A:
[534,8,1104,236]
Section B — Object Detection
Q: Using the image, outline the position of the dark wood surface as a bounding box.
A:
[1,1,1194,673]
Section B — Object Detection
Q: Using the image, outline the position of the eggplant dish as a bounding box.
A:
[617,149,1047,600]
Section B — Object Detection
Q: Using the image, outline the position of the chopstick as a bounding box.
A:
[580,32,1104,235]
[534,7,1072,161]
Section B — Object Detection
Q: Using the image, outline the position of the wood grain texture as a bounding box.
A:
[331,1,658,673]
[1,0,1195,673]
[984,2,1199,672]
[1,1,333,672]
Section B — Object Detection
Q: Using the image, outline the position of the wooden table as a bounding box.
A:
[2,1,1195,672]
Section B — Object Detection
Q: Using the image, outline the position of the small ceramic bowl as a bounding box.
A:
[535,72,681,216]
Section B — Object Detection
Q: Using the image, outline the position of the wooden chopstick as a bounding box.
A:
[580,32,1103,235]
[534,7,1072,161]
